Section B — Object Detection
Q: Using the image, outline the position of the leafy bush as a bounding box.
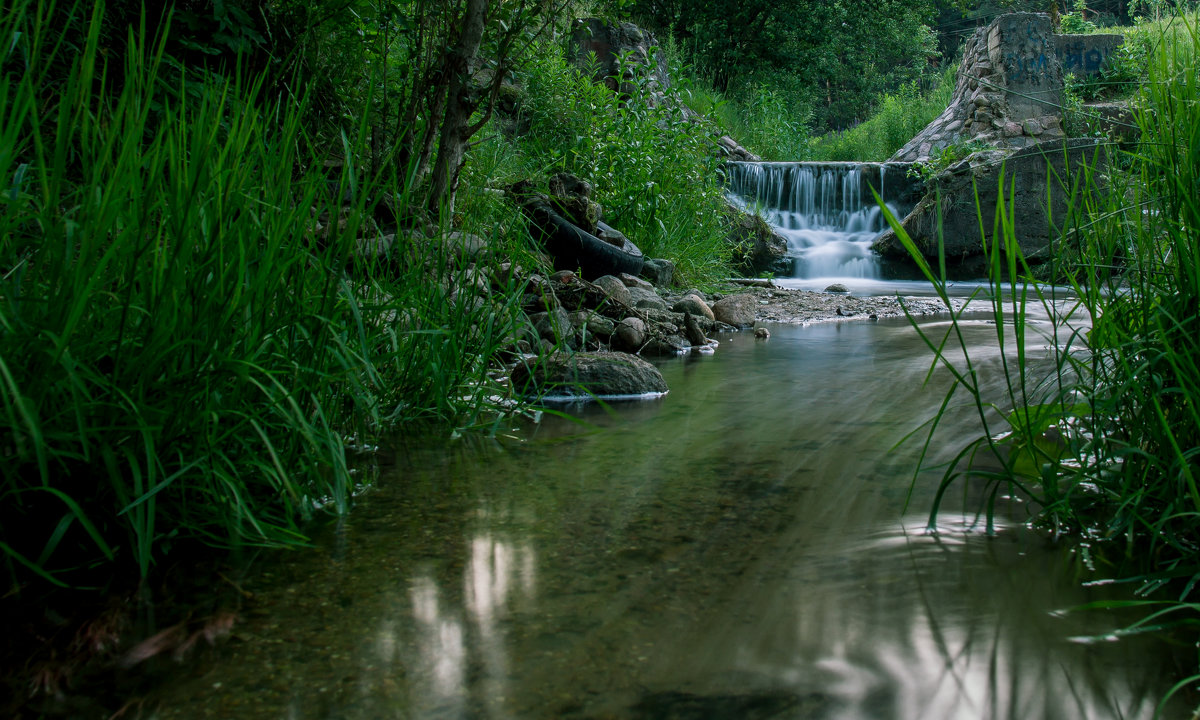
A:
[517,43,734,283]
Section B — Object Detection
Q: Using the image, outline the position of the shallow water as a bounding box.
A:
[149,315,1184,720]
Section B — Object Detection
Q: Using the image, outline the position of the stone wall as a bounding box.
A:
[892,13,1068,163]
[1055,34,1124,79]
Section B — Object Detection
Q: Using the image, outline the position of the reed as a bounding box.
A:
[886,11,1200,714]
[0,1,531,589]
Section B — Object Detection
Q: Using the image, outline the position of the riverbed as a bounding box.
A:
[143,308,1186,720]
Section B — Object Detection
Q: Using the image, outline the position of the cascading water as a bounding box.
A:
[726,162,911,280]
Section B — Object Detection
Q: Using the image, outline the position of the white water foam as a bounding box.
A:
[727,163,904,280]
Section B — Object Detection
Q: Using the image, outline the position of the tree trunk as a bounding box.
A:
[427,0,489,218]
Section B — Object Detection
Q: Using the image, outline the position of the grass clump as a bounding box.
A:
[0,1,531,590]
[889,10,1200,713]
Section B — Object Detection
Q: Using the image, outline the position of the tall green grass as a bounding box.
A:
[678,73,814,161]
[809,64,957,162]
[887,12,1200,714]
[0,1,531,589]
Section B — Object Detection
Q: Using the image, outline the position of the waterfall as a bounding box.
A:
[726,162,908,280]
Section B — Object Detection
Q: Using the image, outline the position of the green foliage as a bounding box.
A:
[517,43,733,283]
[666,34,813,162]
[809,64,958,161]
[0,1,531,589]
[1061,0,1100,32]
[631,0,943,130]
[889,13,1200,710]
[906,138,992,182]
[1130,0,1200,21]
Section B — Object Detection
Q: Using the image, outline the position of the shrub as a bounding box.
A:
[517,43,734,284]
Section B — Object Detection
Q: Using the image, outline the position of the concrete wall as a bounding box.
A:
[1054,34,1124,79]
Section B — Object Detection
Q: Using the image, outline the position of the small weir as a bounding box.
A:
[726,161,920,280]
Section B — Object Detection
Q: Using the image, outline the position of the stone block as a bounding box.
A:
[1054,34,1124,79]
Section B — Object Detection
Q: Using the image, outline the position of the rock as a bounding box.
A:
[593,275,633,307]
[638,309,680,333]
[548,172,592,199]
[444,231,488,262]
[509,351,667,398]
[569,19,670,100]
[754,327,770,340]
[643,334,691,356]
[672,293,715,321]
[530,307,573,344]
[1077,101,1138,143]
[683,311,707,347]
[711,293,758,328]
[619,273,656,291]
[353,233,395,269]
[824,283,849,293]
[613,317,646,351]
[627,285,668,311]
[569,310,615,339]
[725,203,790,276]
[640,257,675,288]
[551,195,602,233]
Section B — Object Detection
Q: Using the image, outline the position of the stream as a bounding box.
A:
[146,312,1183,720]
[141,163,1186,719]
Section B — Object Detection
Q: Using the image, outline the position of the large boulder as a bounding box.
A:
[510,351,668,398]
[672,293,715,322]
[712,293,760,328]
[873,138,1110,277]
[725,204,789,276]
[569,19,670,100]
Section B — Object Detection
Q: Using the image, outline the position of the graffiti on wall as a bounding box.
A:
[1055,39,1119,77]
[1003,20,1055,86]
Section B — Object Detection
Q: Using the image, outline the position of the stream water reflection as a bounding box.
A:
[151,314,1183,720]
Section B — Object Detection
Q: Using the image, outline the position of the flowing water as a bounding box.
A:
[146,311,1186,720]
[725,162,915,282]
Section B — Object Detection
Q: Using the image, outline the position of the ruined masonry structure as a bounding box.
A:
[893,13,1067,162]
[1056,33,1125,79]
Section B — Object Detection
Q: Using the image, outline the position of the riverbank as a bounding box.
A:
[727,284,957,324]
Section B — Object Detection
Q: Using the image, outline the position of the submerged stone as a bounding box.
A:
[509,351,667,399]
